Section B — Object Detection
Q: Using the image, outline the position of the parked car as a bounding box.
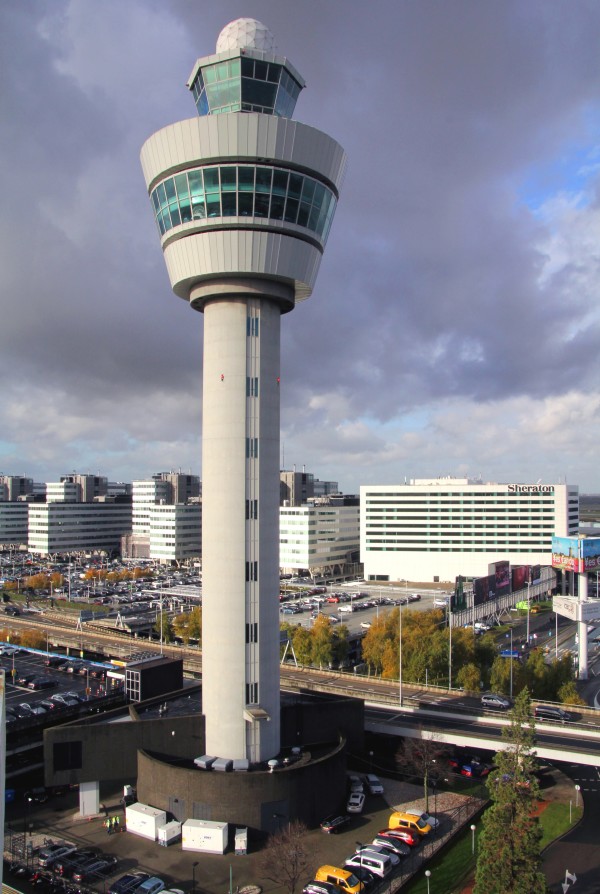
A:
[72,856,118,883]
[481,693,512,710]
[38,843,78,868]
[27,677,57,691]
[403,810,440,831]
[355,844,400,866]
[348,775,364,793]
[109,873,151,894]
[136,877,166,894]
[343,866,377,889]
[18,702,46,716]
[51,694,80,707]
[371,836,410,857]
[460,762,491,778]
[303,883,340,894]
[347,792,366,814]
[53,850,99,877]
[320,814,351,834]
[363,774,384,795]
[377,827,420,847]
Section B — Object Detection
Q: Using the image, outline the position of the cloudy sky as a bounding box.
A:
[2,1,600,493]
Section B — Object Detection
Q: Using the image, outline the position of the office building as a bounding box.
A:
[0,475,34,502]
[0,502,29,545]
[60,474,108,502]
[280,496,359,576]
[313,478,339,498]
[149,502,202,565]
[361,477,579,582]
[280,469,314,506]
[28,501,132,555]
[141,17,345,761]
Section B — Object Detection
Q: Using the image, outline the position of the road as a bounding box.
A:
[543,761,600,893]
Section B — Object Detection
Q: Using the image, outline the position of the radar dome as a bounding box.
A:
[216,18,276,53]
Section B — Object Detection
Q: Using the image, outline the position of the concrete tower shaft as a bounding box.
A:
[141,20,345,763]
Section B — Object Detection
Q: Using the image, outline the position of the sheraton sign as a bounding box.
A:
[507,484,555,494]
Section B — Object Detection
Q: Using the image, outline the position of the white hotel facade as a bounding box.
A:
[360,478,579,583]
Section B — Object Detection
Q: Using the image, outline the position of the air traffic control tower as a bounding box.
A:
[141,19,345,763]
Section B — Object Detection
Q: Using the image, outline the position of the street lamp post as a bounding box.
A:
[23,794,32,861]
[470,824,476,856]
[448,614,452,692]
[192,861,199,894]
[425,869,431,894]
[399,602,403,706]
[509,627,513,698]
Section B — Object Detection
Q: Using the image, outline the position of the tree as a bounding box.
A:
[154,611,173,643]
[395,731,446,811]
[311,614,334,669]
[291,626,313,666]
[473,689,548,894]
[19,628,46,649]
[456,661,481,694]
[258,820,309,894]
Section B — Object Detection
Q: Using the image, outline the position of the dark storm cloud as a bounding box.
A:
[1,0,600,486]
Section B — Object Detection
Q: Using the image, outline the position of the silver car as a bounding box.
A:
[481,693,511,710]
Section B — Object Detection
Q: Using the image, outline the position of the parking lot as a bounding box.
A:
[4,775,484,894]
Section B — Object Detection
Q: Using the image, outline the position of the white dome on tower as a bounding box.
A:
[216,18,276,53]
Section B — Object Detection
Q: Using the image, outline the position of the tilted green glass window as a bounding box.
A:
[191,57,302,117]
[150,164,337,243]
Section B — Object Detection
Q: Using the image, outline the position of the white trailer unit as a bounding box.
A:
[125,802,167,841]
[157,821,182,846]
[182,819,228,854]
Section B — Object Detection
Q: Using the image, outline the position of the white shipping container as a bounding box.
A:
[157,821,182,846]
[125,802,167,841]
[182,819,228,854]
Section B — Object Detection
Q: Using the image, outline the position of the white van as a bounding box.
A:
[344,852,392,879]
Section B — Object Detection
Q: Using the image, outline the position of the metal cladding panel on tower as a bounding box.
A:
[140,116,346,194]
[163,230,321,303]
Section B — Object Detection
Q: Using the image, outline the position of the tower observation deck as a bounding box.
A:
[141,18,346,762]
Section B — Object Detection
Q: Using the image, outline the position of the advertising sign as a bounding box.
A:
[552,536,600,573]
[489,560,511,598]
[552,536,581,572]
[553,596,600,622]
[473,574,496,606]
[581,538,600,572]
[511,565,529,591]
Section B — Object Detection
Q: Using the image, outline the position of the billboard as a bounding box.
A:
[511,565,529,591]
[489,560,511,598]
[473,574,496,606]
[552,537,600,573]
[452,575,466,612]
[582,539,600,572]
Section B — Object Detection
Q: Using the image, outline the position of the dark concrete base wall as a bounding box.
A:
[136,737,347,835]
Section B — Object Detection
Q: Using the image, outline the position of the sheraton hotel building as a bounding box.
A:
[360,478,579,583]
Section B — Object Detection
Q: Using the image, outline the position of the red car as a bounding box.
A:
[460,763,491,778]
[377,828,420,847]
